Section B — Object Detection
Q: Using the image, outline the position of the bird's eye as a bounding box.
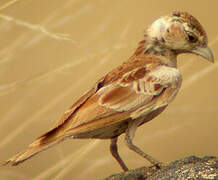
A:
[187,34,197,43]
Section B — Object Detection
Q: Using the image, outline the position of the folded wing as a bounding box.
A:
[65,64,182,136]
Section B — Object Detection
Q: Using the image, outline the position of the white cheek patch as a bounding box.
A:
[148,16,170,39]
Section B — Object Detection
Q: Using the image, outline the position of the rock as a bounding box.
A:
[104,156,218,180]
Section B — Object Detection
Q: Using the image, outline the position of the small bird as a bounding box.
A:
[4,11,214,171]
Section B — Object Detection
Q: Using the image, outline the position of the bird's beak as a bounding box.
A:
[192,46,214,63]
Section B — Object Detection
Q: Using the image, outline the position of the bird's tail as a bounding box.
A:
[3,126,65,166]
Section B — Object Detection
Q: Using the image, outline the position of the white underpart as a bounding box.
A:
[149,66,182,88]
[147,16,170,39]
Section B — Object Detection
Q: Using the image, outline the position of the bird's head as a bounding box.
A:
[147,11,214,62]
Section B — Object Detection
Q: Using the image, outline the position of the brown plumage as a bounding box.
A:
[4,11,214,171]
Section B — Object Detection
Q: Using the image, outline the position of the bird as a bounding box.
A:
[3,11,214,171]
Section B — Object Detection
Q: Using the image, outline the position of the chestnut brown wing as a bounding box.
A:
[64,65,182,136]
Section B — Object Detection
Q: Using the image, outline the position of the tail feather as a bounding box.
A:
[3,127,65,166]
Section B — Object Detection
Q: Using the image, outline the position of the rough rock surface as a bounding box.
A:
[104,156,218,180]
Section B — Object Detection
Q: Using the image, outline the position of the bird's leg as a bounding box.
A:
[110,137,129,171]
[125,119,162,168]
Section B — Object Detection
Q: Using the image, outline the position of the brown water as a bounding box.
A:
[0,0,217,179]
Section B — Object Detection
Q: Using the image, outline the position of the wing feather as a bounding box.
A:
[54,63,182,137]
[54,78,105,128]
